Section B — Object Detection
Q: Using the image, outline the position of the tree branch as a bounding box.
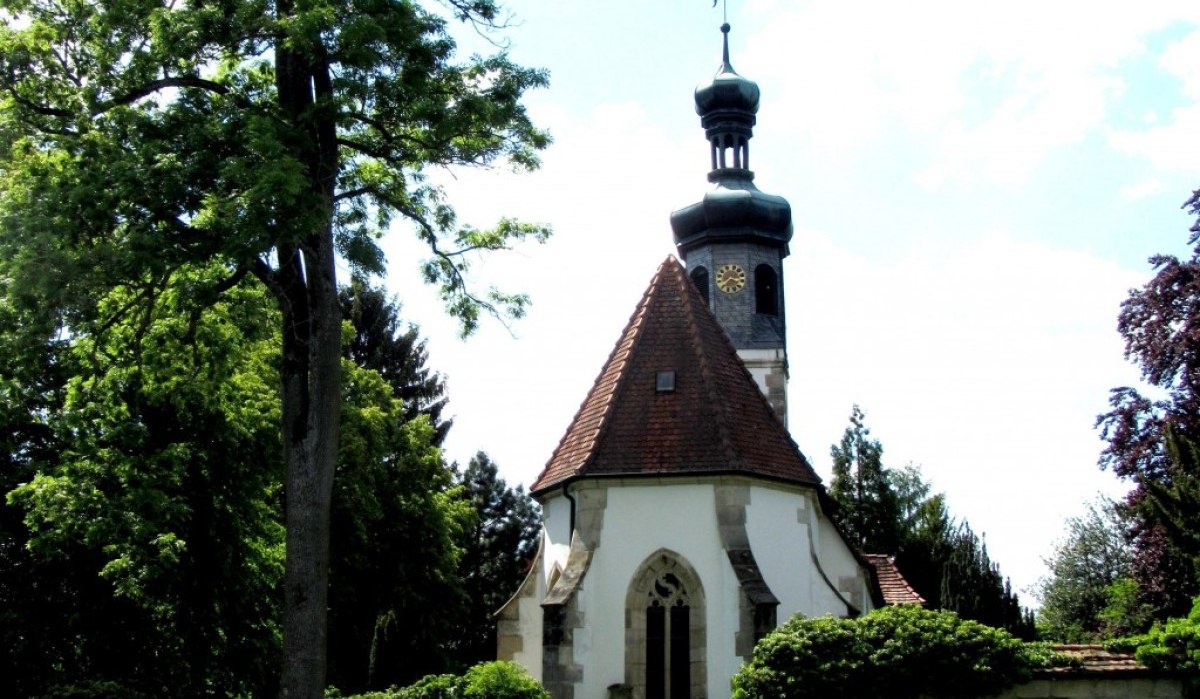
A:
[251,255,285,303]
[333,186,372,203]
[95,76,230,113]
[5,90,73,118]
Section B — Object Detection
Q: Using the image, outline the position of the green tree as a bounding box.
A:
[341,282,452,445]
[327,359,471,693]
[4,270,285,698]
[829,406,901,554]
[1034,497,1135,641]
[889,464,954,608]
[1098,577,1155,638]
[452,452,541,666]
[939,524,1033,637]
[0,2,549,696]
[2,273,489,696]
[329,281,468,691]
[0,270,72,697]
[827,411,1033,635]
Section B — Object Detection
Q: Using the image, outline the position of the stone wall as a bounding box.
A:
[996,676,1183,698]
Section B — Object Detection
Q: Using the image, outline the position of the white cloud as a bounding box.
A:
[1110,30,1200,173]
[1120,179,1166,201]
[787,227,1143,592]
[747,2,1200,188]
[1161,30,1200,100]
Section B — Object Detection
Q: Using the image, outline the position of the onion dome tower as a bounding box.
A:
[670,23,794,424]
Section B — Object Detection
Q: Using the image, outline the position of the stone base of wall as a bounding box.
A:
[997,677,1183,698]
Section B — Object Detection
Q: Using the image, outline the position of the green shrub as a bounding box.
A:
[400,673,464,699]
[732,605,1055,699]
[1133,597,1200,671]
[461,662,548,699]
[1112,595,1200,696]
[331,662,546,699]
[39,681,150,699]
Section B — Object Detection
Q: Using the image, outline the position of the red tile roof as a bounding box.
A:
[863,554,925,606]
[531,257,821,495]
[1041,645,1162,678]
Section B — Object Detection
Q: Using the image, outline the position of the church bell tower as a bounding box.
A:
[670,23,794,424]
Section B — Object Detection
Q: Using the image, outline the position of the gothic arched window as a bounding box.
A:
[646,573,690,699]
[690,267,710,307]
[625,551,706,699]
[755,264,778,315]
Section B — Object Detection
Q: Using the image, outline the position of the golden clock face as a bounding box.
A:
[715,264,746,293]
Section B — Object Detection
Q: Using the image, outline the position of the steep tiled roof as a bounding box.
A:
[531,257,820,495]
[863,554,925,606]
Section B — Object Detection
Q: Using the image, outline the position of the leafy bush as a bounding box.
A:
[39,681,150,699]
[732,605,1056,699]
[460,662,548,699]
[402,673,463,699]
[1108,595,1200,696]
[330,661,546,699]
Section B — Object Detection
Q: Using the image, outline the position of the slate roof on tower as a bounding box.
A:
[530,256,821,495]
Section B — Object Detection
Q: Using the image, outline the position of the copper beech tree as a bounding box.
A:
[0,1,549,697]
[1100,189,1200,619]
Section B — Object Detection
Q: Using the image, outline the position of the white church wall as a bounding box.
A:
[541,494,572,577]
[531,480,877,699]
[745,484,874,623]
[744,484,814,620]
[811,502,874,614]
[569,482,744,699]
[509,559,546,679]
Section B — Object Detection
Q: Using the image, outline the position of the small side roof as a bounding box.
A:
[863,554,926,606]
[531,256,820,495]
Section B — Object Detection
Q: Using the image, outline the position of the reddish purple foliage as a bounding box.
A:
[1098,189,1200,617]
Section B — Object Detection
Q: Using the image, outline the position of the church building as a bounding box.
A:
[496,24,911,699]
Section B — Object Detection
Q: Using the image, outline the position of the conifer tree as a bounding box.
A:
[341,282,452,445]
[452,452,541,666]
[830,406,902,554]
[828,408,1033,636]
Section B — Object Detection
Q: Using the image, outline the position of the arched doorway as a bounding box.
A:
[625,550,706,699]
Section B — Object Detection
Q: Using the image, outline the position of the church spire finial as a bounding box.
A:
[715,0,729,24]
[693,22,760,173]
[721,22,731,69]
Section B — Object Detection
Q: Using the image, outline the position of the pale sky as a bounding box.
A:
[377,1,1200,604]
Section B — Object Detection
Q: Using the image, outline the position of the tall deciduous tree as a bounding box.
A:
[0,2,549,696]
[1099,189,1200,619]
[4,270,285,698]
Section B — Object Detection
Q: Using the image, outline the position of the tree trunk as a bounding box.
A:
[273,31,343,699]
[276,231,342,699]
